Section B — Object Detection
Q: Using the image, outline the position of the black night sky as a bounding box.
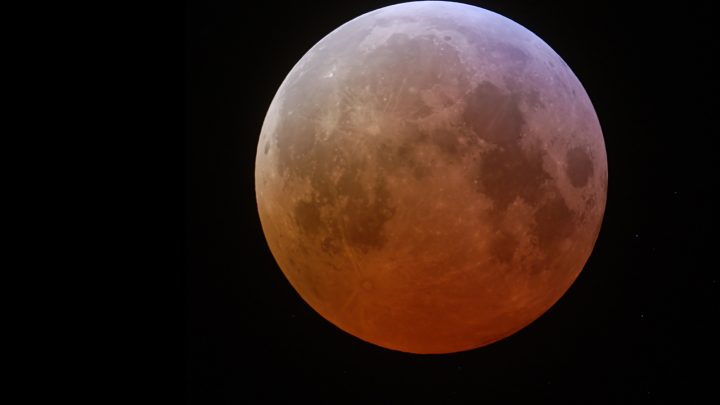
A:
[186,1,717,402]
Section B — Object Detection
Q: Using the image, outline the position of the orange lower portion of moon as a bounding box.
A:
[255,2,607,354]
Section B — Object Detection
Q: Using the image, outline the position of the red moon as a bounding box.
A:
[255,1,607,354]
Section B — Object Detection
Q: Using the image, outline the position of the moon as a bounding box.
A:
[255,1,607,354]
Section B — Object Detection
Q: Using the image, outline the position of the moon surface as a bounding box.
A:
[255,1,607,354]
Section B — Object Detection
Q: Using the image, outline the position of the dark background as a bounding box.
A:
[186,1,717,402]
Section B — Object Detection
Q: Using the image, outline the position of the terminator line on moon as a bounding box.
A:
[255,1,607,354]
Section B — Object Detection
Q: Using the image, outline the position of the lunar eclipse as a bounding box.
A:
[255,1,607,354]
